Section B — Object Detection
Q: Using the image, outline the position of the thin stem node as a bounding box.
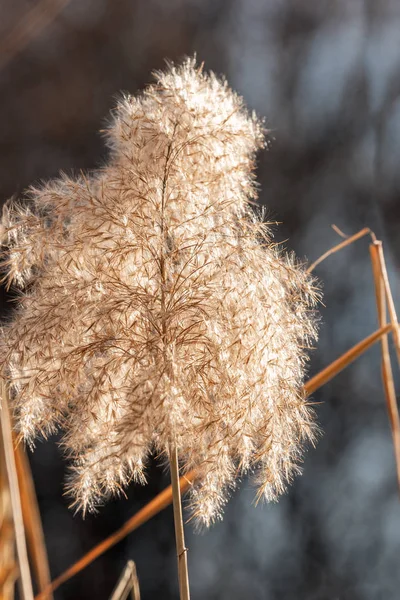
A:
[170,445,190,600]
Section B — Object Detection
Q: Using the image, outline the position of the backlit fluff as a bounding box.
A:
[0,59,318,526]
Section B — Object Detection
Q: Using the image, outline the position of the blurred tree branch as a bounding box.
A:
[0,0,71,71]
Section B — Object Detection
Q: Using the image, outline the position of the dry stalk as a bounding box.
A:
[170,445,190,600]
[372,241,400,369]
[0,380,34,600]
[370,243,400,491]
[0,429,17,600]
[306,226,373,273]
[307,227,400,485]
[304,325,391,396]
[308,227,400,485]
[14,444,53,598]
[109,561,140,600]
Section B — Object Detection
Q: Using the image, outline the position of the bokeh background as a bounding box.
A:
[1,0,400,598]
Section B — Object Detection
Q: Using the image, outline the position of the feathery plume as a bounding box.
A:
[0,58,318,527]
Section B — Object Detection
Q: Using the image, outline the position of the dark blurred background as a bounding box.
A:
[1,0,400,598]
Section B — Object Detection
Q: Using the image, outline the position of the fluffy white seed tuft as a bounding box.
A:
[0,58,319,526]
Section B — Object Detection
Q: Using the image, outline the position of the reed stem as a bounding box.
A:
[370,243,400,491]
[0,379,34,600]
[15,444,53,599]
[372,241,400,369]
[169,445,190,600]
[304,324,391,395]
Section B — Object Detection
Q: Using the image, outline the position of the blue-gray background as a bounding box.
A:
[1,1,400,598]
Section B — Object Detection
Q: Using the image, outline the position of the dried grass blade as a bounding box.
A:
[14,444,53,598]
[0,379,34,600]
[304,324,392,396]
[34,471,195,600]
[373,241,400,369]
[307,227,372,273]
[0,430,17,600]
[370,242,400,490]
[109,561,140,600]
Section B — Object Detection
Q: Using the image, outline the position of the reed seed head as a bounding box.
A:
[0,58,319,526]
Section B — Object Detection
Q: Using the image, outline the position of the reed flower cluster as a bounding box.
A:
[0,59,318,526]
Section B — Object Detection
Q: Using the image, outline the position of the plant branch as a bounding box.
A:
[307,226,374,273]
[304,324,391,395]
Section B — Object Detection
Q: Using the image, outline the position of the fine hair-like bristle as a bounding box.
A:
[0,58,319,526]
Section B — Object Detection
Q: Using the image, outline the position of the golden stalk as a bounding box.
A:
[372,241,400,369]
[308,227,400,485]
[370,243,400,491]
[307,227,373,273]
[0,380,34,600]
[14,444,53,598]
[304,324,391,395]
[0,429,17,600]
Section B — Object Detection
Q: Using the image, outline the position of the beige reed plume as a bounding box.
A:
[0,58,319,528]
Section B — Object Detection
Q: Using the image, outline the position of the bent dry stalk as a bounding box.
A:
[109,560,140,600]
[370,242,400,490]
[0,381,33,600]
